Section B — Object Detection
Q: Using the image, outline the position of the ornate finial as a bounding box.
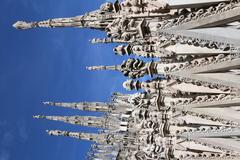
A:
[86,65,121,71]
[13,21,36,29]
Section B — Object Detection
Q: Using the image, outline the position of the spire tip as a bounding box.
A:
[33,115,42,119]
[13,21,34,30]
[43,101,52,106]
[86,66,93,70]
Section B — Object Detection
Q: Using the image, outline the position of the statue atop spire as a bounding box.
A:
[87,58,157,79]
[13,21,36,30]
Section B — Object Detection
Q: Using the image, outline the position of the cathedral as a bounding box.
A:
[14,0,240,159]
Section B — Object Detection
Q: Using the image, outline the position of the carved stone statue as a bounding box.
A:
[144,0,170,13]
[114,44,175,58]
[123,79,166,94]
[100,2,114,12]
[13,21,36,29]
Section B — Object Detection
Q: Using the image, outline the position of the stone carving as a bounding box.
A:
[120,58,151,78]
[87,58,157,79]
[15,0,240,159]
[113,44,176,58]
[122,79,186,96]
[159,1,240,30]
[121,0,170,14]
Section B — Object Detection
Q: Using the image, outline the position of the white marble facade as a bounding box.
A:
[15,0,240,159]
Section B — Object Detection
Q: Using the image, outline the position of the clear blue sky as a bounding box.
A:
[0,0,130,160]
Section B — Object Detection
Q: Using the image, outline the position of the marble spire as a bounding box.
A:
[43,101,111,112]
[34,115,115,129]
[46,130,121,145]
[86,65,121,71]
[46,130,105,143]
[13,2,117,30]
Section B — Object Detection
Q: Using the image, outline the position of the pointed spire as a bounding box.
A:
[86,65,121,71]
[34,115,118,129]
[13,11,111,30]
[91,38,114,44]
[13,2,118,30]
[91,38,128,44]
[13,17,85,29]
[43,101,111,112]
[46,130,110,144]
